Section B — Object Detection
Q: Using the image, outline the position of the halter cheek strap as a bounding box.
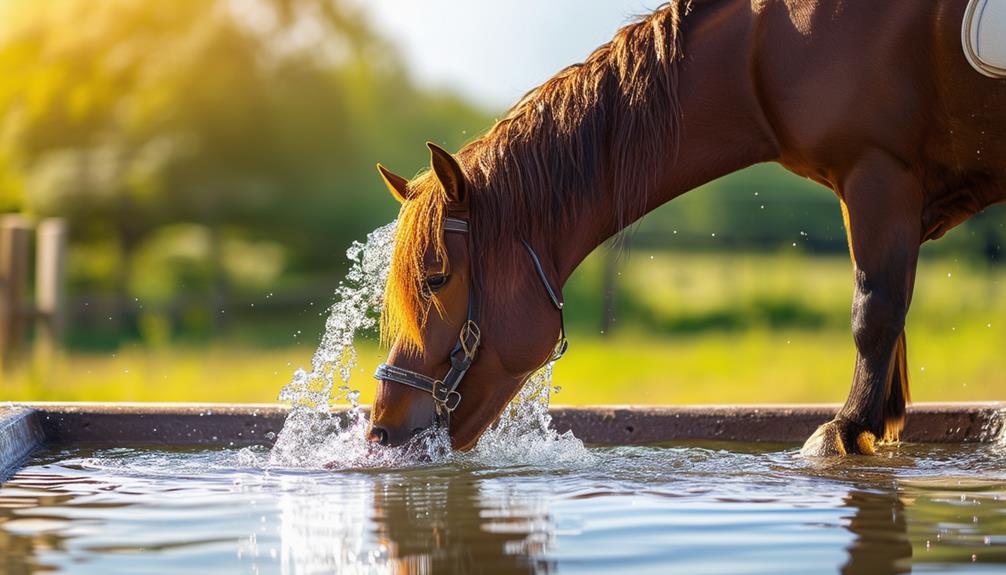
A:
[522,239,568,362]
[374,216,567,427]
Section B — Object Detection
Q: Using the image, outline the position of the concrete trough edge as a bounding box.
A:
[0,406,46,481]
[552,402,1005,445]
[1,401,1002,450]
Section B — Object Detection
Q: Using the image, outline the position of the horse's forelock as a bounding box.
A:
[380,173,447,353]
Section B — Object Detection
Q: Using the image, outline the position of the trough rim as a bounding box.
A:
[1,400,997,454]
[1,401,1002,477]
[10,400,1005,412]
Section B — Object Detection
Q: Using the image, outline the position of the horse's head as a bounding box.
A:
[369,143,566,451]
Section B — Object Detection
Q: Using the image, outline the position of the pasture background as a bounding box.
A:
[1,1,1003,405]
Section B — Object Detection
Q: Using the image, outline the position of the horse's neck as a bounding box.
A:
[555,0,778,285]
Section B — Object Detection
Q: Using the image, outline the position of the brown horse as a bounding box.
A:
[369,0,1006,456]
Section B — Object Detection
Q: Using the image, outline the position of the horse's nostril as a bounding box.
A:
[369,427,389,446]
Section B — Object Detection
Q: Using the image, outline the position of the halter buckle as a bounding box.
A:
[432,379,451,403]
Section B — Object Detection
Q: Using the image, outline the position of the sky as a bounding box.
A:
[353,0,664,111]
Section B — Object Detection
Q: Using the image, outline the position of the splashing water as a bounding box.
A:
[466,364,587,468]
[980,407,1006,448]
[253,221,588,470]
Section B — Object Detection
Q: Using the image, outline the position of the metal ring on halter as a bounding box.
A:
[458,320,480,358]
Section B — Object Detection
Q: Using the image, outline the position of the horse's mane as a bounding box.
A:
[383,2,687,352]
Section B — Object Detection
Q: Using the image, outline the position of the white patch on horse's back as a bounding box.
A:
[963,0,1006,78]
[750,0,824,37]
[783,0,818,36]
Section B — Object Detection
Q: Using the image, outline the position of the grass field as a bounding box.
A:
[3,251,1004,406]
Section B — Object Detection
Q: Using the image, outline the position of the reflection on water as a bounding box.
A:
[2,443,1006,574]
[842,489,912,574]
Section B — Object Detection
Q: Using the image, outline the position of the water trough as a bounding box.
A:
[1,401,1002,475]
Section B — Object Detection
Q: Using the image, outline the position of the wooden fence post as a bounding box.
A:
[35,218,68,358]
[1,215,31,371]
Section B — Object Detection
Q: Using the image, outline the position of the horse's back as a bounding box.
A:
[931,0,1006,171]
[755,0,1005,184]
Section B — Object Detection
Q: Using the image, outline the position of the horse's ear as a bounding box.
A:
[377,164,412,204]
[427,142,467,209]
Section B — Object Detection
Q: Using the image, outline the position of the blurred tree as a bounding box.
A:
[0,0,490,336]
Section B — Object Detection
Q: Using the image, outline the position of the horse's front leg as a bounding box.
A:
[801,150,922,456]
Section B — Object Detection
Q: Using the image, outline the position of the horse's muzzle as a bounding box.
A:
[368,393,438,447]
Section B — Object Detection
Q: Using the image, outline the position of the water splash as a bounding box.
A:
[258,221,587,470]
[278,221,396,410]
[980,407,1006,448]
[465,364,587,467]
[264,221,396,468]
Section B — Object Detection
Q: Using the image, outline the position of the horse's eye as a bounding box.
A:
[425,274,450,293]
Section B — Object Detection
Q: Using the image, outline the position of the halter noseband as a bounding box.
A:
[374,216,568,426]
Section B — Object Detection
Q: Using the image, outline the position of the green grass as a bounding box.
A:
[551,323,1004,405]
[3,252,1004,406]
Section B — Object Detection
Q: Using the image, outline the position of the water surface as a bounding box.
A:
[2,441,1006,574]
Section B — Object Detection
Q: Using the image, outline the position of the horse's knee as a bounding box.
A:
[850,281,906,354]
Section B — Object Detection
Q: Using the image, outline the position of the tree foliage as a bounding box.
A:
[0,0,490,293]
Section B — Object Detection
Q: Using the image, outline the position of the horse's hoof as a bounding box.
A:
[800,420,876,457]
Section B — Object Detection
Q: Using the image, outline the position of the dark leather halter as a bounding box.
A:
[374,216,568,427]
